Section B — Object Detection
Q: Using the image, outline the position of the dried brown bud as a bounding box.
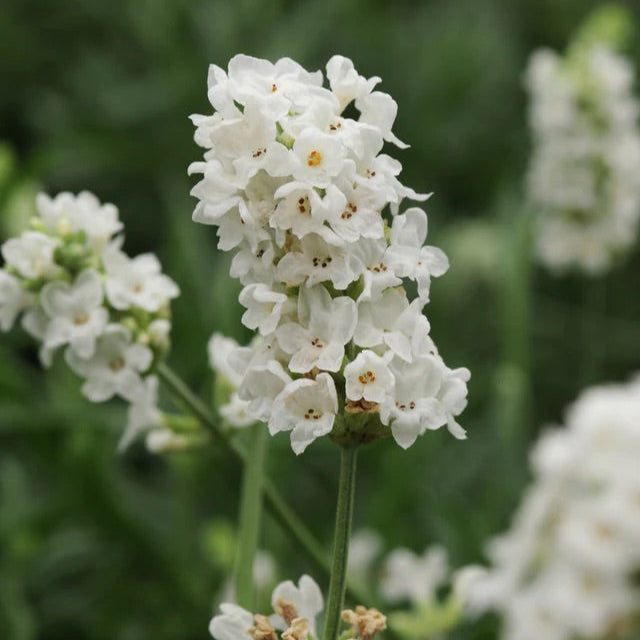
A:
[249,614,278,640]
[341,605,387,639]
[282,616,309,640]
[274,597,299,627]
[345,399,379,414]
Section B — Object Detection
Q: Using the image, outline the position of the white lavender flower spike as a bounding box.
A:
[193,54,470,454]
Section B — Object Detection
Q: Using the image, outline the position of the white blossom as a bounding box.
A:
[270,574,324,635]
[525,45,640,274]
[2,231,59,280]
[0,270,32,331]
[379,356,446,449]
[190,54,469,453]
[344,350,395,404]
[209,603,253,640]
[270,373,338,454]
[119,375,164,451]
[381,545,449,604]
[35,191,122,248]
[460,374,640,640]
[40,269,108,359]
[386,207,449,303]
[65,326,153,402]
[277,286,356,373]
[239,283,291,336]
[103,245,179,312]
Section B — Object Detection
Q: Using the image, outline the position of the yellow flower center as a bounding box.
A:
[307,150,322,167]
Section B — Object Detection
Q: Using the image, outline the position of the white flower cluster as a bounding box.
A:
[210,574,323,640]
[381,545,449,606]
[459,375,640,640]
[192,54,470,454]
[525,45,640,274]
[0,191,179,445]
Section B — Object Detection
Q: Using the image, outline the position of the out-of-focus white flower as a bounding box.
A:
[380,545,449,605]
[0,270,32,330]
[270,574,324,635]
[2,231,59,280]
[40,269,108,359]
[209,603,254,640]
[66,326,153,402]
[0,190,179,454]
[525,44,640,274]
[119,375,164,451]
[209,575,324,640]
[103,246,179,312]
[348,529,382,576]
[36,191,123,248]
[460,375,640,640]
[191,54,469,453]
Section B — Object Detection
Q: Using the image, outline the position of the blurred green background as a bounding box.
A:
[1,0,640,638]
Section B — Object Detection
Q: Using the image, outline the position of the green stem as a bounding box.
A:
[322,445,358,640]
[234,423,268,609]
[155,363,369,605]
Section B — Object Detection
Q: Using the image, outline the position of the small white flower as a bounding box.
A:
[119,375,164,451]
[326,55,380,112]
[66,326,153,402]
[238,359,292,422]
[348,529,382,575]
[355,238,402,302]
[209,603,253,640]
[438,366,471,440]
[290,128,348,188]
[354,290,433,362]
[344,349,394,404]
[386,207,449,303]
[146,318,171,350]
[103,246,179,312]
[276,233,361,290]
[381,545,449,604]
[239,283,291,335]
[269,373,338,454]
[270,181,345,244]
[40,269,108,359]
[208,333,244,388]
[230,239,277,286]
[2,231,59,280]
[0,270,32,331]
[356,90,408,149]
[277,286,357,373]
[379,356,447,449]
[209,100,292,188]
[36,191,122,248]
[270,574,324,635]
[324,173,385,243]
[219,392,254,428]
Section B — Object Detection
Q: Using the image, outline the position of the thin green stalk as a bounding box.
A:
[234,423,268,609]
[322,445,358,640]
[156,363,369,604]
